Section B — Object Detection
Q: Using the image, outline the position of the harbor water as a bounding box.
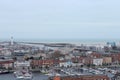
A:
[0,73,49,80]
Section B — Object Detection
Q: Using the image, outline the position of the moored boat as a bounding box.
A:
[0,70,10,74]
[14,71,33,80]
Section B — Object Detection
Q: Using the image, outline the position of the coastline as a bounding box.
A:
[0,39,120,44]
[0,39,120,47]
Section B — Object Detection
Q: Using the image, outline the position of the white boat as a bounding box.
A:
[15,72,24,79]
[14,71,33,80]
[24,72,33,80]
[16,75,24,79]
[45,73,55,76]
[40,69,49,74]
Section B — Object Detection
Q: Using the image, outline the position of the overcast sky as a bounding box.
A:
[0,0,120,40]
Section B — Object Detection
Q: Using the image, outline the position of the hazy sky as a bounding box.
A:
[0,0,120,40]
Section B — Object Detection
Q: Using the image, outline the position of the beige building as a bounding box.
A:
[103,57,112,64]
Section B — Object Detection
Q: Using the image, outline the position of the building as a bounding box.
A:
[82,57,104,66]
[82,58,93,65]
[0,59,14,69]
[103,57,112,64]
[107,42,116,47]
[0,49,12,56]
[14,61,30,68]
[111,53,120,64]
[59,60,73,67]
[88,52,102,58]
[93,58,103,66]
[31,59,55,69]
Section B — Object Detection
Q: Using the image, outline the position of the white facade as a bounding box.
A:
[59,61,73,67]
[14,61,30,67]
[93,58,103,66]
[1,49,12,56]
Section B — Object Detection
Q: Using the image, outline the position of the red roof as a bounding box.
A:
[0,60,14,64]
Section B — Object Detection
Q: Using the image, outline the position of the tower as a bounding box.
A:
[11,36,14,45]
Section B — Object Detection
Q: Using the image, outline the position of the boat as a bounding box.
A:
[16,74,24,79]
[40,69,49,74]
[45,70,55,77]
[14,71,24,79]
[24,72,33,80]
[0,70,10,74]
[14,71,33,80]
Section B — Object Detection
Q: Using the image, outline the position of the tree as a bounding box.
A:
[29,56,34,60]
[50,51,65,59]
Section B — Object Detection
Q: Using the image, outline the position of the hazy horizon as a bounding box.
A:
[1,38,120,44]
[0,0,120,40]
